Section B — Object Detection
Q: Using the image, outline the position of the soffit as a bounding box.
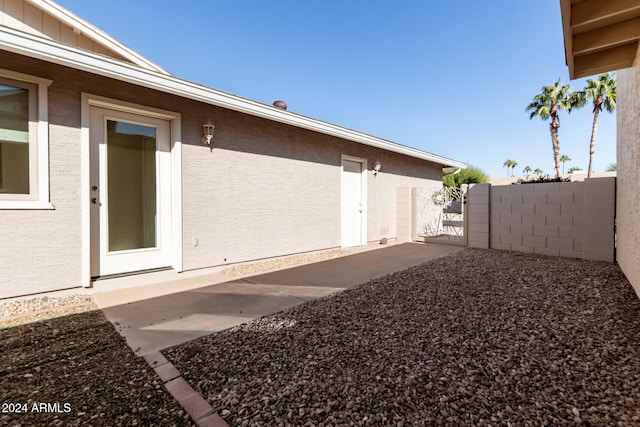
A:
[561,0,640,78]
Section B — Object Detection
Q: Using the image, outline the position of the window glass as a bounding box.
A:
[107,120,158,251]
[0,84,30,194]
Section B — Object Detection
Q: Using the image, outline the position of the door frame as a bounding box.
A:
[80,94,182,286]
[340,154,367,248]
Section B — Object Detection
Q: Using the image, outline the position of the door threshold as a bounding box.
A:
[92,267,172,281]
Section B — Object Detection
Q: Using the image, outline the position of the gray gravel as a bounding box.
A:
[0,303,193,426]
[165,248,640,426]
[0,294,94,327]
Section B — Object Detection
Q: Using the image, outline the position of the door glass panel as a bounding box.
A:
[0,84,29,194]
[106,120,157,251]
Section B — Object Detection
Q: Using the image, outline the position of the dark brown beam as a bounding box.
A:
[572,0,640,34]
[573,41,638,78]
[573,17,640,55]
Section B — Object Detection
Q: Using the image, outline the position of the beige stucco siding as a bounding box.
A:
[366,152,442,241]
[0,51,442,298]
[0,91,83,297]
[181,133,341,269]
[180,110,442,270]
[616,65,640,298]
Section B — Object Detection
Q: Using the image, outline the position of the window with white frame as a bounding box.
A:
[0,70,52,208]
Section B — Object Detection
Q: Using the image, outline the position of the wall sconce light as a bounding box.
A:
[201,119,215,145]
[373,160,382,176]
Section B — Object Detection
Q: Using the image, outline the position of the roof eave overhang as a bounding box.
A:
[560,0,640,80]
[0,26,466,169]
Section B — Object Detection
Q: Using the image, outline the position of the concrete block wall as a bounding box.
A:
[466,178,615,262]
[582,178,616,261]
[467,184,490,249]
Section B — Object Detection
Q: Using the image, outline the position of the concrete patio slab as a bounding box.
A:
[94,242,463,355]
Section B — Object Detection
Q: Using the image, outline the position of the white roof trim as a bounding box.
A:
[25,0,170,75]
[0,26,466,168]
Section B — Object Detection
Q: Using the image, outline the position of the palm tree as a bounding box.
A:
[559,154,571,175]
[503,159,511,176]
[526,79,575,178]
[503,159,517,177]
[523,165,532,177]
[568,166,583,173]
[606,163,617,172]
[534,168,544,176]
[572,73,616,178]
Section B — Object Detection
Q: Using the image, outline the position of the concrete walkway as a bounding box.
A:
[93,243,464,355]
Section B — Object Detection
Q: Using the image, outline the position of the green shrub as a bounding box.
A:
[443,165,489,188]
[514,175,570,184]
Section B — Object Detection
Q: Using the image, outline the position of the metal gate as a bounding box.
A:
[414,185,467,245]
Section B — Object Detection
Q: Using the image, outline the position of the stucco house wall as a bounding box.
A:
[0,50,444,298]
[181,107,442,271]
[616,65,640,297]
[0,52,84,297]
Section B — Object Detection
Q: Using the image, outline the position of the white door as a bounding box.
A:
[89,107,172,277]
[341,158,365,248]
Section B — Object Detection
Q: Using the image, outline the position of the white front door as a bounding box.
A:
[341,158,365,248]
[89,107,172,277]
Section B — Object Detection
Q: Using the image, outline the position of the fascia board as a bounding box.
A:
[0,26,466,169]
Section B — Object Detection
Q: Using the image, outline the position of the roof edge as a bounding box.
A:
[26,0,170,75]
[559,0,576,79]
[0,26,466,169]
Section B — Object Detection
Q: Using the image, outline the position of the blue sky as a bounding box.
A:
[56,0,617,178]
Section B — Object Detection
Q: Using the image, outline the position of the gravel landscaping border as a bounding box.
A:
[0,242,389,427]
[165,248,640,426]
[0,303,194,426]
[0,295,95,328]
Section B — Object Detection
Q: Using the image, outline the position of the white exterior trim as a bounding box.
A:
[0,25,466,169]
[26,0,169,75]
[170,115,183,272]
[0,201,54,209]
[80,94,183,286]
[0,68,53,209]
[80,95,90,286]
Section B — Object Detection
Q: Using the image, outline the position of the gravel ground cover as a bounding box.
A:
[165,248,640,426]
[0,294,94,328]
[0,303,193,426]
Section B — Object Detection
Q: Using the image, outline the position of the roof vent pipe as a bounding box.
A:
[272,100,287,110]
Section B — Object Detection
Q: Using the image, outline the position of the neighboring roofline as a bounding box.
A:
[0,25,466,168]
[25,0,170,75]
